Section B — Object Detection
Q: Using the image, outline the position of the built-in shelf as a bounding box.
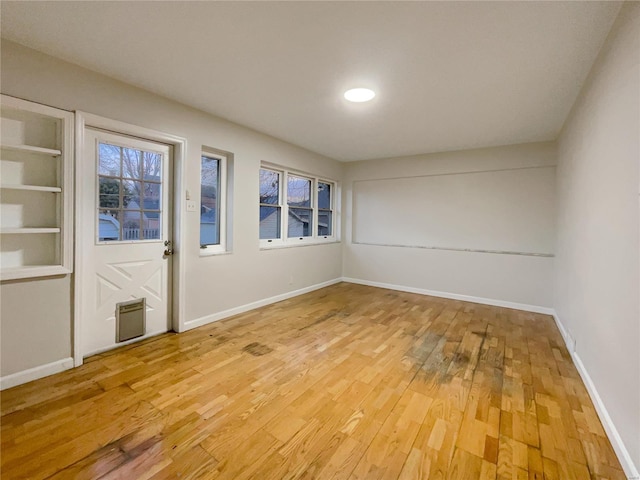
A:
[1,227,61,234]
[1,184,62,193]
[0,144,61,156]
[1,94,74,280]
[1,265,71,281]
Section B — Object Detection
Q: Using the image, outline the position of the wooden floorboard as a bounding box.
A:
[0,282,626,479]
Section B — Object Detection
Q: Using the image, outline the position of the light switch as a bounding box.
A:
[186,200,198,212]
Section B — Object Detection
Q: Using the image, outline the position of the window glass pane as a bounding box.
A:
[201,156,220,246]
[98,210,121,241]
[98,143,121,176]
[260,206,281,239]
[98,177,120,208]
[260,169,279,205]
[202,157,219,188]
[318,182,331,209]
[99,194,120,209]
[143,151,162,181]
[123,180,142,210]
[143,182,161,210]
[318,211,332,236]
[99,177,120,194]
[201,222,218,245]
[287,175,311,207]
[288,208,312,237]
[122,148,142,179]
[142,212,161,240]
[123,213,142,240]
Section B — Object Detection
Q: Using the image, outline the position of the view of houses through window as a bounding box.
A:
[287,175,312,237]
[97,143,162,242]
[318,181,333,236]
[259,166,335,244]
[259,168,281,240]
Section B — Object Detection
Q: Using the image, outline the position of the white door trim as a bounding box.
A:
[74,112,186,367]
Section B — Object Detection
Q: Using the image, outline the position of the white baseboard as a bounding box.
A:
[552,312,639,480]
[551,310,576,352]
[341,277,554,315]
[183,278,343,331]
[0,357,74,391]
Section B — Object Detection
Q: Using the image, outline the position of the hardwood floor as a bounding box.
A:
[1,283,626,479]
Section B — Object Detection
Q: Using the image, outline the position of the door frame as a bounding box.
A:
[74,112,186,367]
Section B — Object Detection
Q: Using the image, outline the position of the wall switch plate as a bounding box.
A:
[186,200,197,212]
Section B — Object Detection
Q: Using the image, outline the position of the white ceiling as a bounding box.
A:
[0,1,622,161]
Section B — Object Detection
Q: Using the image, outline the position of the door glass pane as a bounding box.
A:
[144,183,161,209]
[97,142,162,243]
[98,143,121,176]
[260,169,279,204]
[98,177,121,210]
[99,177,120,194]
[260,206,281,239]
[122,148,142,179]
[98,209,121,241]
[287,175,311,207]
[142,212,161,240]
[123,213,142,240]
[288,208,312,237]
[143,151,162,181]
[124,180,142,210]
[99,194,120,209]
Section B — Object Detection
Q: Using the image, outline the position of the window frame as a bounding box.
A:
[259,167,283,244]
[286,173,314,240]
[259,163,338,249]
[199,151,227,255]
[317,180,334,239]
[96,140,165,244]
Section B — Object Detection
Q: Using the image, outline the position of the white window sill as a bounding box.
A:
[259,239,340,250]
[199,247,232,257]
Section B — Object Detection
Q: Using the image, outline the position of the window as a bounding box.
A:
[259,165,337,247]
[317,182,333,236]
[259,168,281,240]
[200,151,227,253]
[287,175,312,238]
[98,142,162,242]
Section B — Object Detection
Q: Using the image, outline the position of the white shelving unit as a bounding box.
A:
[1,95,74,281]
[1,185,62,193]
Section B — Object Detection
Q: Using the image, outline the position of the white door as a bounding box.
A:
[81,128,173,356]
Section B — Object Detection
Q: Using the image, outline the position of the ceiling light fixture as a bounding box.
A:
[344,88,375,103]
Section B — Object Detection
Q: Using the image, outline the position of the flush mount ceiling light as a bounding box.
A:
[344,88,375,103]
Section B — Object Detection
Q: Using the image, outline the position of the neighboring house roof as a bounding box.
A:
[142,198,160,219]
[124,199,160,219]
[259,200,278,221]
[288,210,308,225]
[98,213,120,227]
[259,208,308,225]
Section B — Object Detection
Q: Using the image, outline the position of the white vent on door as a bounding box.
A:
[116,298,146,342]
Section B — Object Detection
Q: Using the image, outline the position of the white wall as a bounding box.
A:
[353,166,555,254]
[343,142,556,309]
[0,41,343,377]
[0,277,71,375]
[555,2,640,474]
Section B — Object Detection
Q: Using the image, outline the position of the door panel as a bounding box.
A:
[81,128,172,356]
